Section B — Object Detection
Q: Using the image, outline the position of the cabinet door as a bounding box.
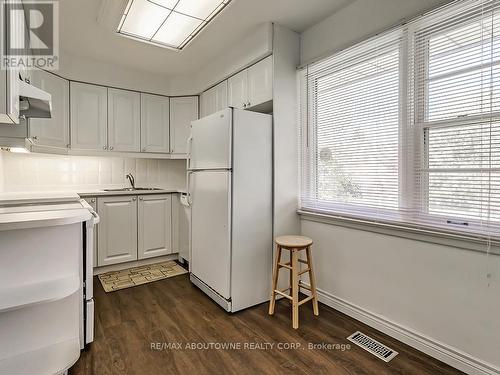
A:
[215,80,228,112]
[29,69,69,148]
[108,88,140,152]
[200,87,216,118]
[247,56,273,108]
[227,70,248,109]
[70,82,107,151]
[201,81,227,118]
[138,194,172,259]
[97,196,138,266]
[1,0,21,124]
[84,197,98,268]
[170,96,198,154]
[140,93,169,153]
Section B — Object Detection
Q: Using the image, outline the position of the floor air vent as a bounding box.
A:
[347,331,398,362]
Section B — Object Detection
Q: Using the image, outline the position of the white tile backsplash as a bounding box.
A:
[0,151,187,192]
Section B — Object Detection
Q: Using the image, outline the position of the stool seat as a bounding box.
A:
[275,235,313,248]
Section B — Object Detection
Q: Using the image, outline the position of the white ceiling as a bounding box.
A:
[59,0,353,78]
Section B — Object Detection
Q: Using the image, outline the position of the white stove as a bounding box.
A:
[0,191,99,374]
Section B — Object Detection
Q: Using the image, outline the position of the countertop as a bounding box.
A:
[77,188,186,198]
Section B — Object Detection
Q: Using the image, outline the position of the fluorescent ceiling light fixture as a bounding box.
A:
[117,0,232,51]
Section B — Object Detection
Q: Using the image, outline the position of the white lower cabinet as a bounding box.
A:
[138,194,172,259]
[97,196,138,266]
[94,193,177,267]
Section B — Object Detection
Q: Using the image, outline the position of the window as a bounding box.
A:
[300,0,500,236]
[301,31,402,219]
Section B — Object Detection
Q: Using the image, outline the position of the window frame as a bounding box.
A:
[299,4,500,239]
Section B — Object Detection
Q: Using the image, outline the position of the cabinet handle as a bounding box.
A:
[32,136,38,140]
[247,101,251,107]
[139,197,143,200]
[109,146,114,150]
[91,199,96,203]
[142,147,146,152]
[132,197,136,201]
[103,146,107,150]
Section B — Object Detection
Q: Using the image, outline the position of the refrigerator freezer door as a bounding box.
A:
[189,108,232,170]
[190,170,231,299]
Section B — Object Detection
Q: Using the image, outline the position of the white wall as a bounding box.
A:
[57,23,273,97]
[273,24,301,236]
[0,151,186,192]
[299,1,499,373]
[301,220,500,373]
[300,0,452,64]
[168,23,273,95]
[57,50,171,96]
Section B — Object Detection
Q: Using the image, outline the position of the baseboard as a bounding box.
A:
[93,254,179,275]
[302,286,499,375]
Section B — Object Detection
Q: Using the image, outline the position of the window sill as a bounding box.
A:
[298,209,500,256]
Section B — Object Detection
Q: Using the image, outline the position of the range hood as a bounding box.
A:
[18,79,52,119]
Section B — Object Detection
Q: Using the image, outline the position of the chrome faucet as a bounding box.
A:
[126,173,135,189]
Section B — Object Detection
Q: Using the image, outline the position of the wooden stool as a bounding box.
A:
[268,235,319,329]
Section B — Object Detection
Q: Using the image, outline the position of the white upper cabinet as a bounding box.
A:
[141,93,169,153]
[248,56,273,108]
[201,80,228,117]
[138,194,172,259]
[70,82,107,151]
[29,70,69,149]
[228,70,248,110]
[228,56,273,110]
[0,0,22,124]
[108,88,140,152]
[170,96,199,155]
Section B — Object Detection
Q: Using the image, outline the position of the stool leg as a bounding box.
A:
[268,244,282,315]
[291,249,299,329]
[306,245,319,316]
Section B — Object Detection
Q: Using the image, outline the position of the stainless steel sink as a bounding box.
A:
[103,187,163,192]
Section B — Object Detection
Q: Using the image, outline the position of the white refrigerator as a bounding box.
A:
[188,108,272,312]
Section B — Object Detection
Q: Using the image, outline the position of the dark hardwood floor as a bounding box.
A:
[70,275,463,375]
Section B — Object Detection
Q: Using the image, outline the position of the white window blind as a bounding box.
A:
[300,30,403,220]
[299,0,500,238]
[411,0,500,235]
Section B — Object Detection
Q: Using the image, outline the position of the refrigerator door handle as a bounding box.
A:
[186,171,193,206]
[186,135,193,170]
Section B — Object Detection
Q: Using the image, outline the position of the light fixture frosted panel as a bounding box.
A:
[175,0,224,19]
[153,12,202,47]
[119,0,170,39]
[149,0,178,9]
[117,0,232,50]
